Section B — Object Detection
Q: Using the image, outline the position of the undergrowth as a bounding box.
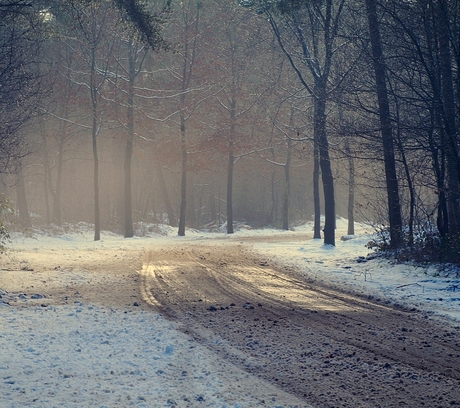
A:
[368,226,460,267]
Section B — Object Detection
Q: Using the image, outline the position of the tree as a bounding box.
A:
[175,0,202,237]
[360,0,459,250]
[209,0,272,234]
[114,0,171,50]
[364,0,403,248]
[123,41,146,237]
[15,160,32,228]
[46,41,79,226]
[435,0,460,235]
[0,0,169,179]
[115,1,171,237]
[109,38,150,238]
[0,0,48,172]
[66,1,117,240]
[244,0,353,245]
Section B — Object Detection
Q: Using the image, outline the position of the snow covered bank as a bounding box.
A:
[247,222,460,324]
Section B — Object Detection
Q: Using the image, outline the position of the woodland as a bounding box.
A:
[1,0,459,263]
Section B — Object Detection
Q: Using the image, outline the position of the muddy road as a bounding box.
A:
[141,242,460,408]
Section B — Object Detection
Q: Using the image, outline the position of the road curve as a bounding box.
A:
[140,242,460,408]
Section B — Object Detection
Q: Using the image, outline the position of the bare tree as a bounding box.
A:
[0,0,48,172]
[364,0,403,248]
[245,0,353,245]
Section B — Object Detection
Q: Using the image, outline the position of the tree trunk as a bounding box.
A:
[209,188,216,226]
[16,161,31,228]
[429,121,449,237]
[315,89,335,246]
[90,46,100,242]
[156,164,177,227]
[365,0,403,248]
[176,2,200,235]
[313,143,321,239]
[52,133,65,226]
[226,100,237,234]
[227,140,234,234]
[397,132,415,245]
[282,136,292,230]
[345,139,355,236]
[267,7,339,244]
[124,45,135,238]
[92,115,100,241]
[40,128,51,225]
[187,179,196,228]
[178,115,187,236]
[270,167,276,226]
[53,92,70,227]
[436,0,460,235]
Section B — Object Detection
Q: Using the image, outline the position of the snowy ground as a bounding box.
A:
[1,219,459,407]
[248,220,460,324]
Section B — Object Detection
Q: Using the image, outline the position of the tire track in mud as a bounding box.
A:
[141,243,460,408]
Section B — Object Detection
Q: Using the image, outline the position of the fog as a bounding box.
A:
[1,0,449,247]
[11,123,375,232]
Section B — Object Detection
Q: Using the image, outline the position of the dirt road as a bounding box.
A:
[141,242,460,408]
[4,236,460,407]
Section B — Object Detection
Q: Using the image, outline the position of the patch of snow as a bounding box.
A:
[248,225,460,323]
[0,303,306,407]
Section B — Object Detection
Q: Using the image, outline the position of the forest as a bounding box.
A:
[1,0,459,263]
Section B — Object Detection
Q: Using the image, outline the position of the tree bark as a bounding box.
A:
[345,139,355,236]
[90,46,101,241]
[226,139,235,234]
[282,134,292,230]
[315,90,335,246]
[226,97,237,234]
[156,164,177,227]
[365,0,403,248]
[178,115,187,236]
[270,166,276,226]
[313,143,321,239]
[124,44,135,238]
[429,121,449,237]
[16,161,31,228]
[436,0,460,235]
[268,4,339,245]
[52,132,65,226]
[176,2,200,236]
[40,125,51,225]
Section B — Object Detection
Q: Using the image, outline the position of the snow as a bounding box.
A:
[1,219,459,407]
[1,304,304,407]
